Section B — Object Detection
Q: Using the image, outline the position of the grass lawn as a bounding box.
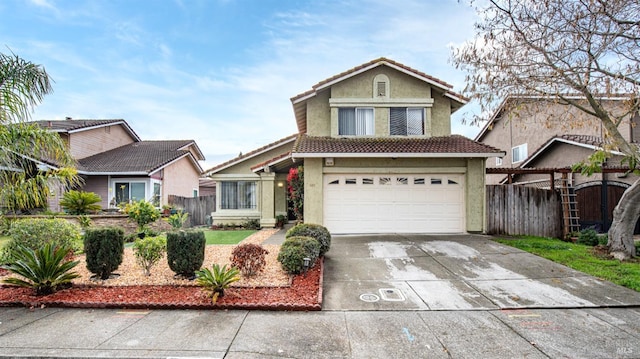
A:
[495,236,640,292]
[124,229,257,248]
[0,236,8,249]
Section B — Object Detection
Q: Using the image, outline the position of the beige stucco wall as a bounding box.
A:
[69,124,136,159]
[161,156,200,204]
[307,65,452,138]
[465,158,486,232]
[303,156,487,233]
[216,141,294,175]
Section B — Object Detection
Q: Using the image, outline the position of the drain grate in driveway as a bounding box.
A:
[379,288,405,301]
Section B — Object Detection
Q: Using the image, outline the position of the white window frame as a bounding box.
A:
[220,181,257,210]
[496,157,503,166]
[338,107,374,136]
[511,144,528,164]
[109,178,157,207]
[389,107,425,136]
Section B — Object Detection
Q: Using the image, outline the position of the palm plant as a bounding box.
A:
[1,243,80,295]
[195,264,240,303]
[60,190,102,214]
[0,52,80,213]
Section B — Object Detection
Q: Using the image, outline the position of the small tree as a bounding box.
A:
[123,200,161,233]
[287,166,304,222]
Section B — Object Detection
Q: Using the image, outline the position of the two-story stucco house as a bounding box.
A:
[33,118,204,211]
[475,95,640,232]
[206,58,503,234]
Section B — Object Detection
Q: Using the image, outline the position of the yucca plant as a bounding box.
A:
[1,243,80,295]
[195,264,240,303]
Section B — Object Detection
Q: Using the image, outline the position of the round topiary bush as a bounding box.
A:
[285,223,331,256]
[277,236,320,274]
[230,243,269,277]
[84,227,125,280]
[166,230,206,278]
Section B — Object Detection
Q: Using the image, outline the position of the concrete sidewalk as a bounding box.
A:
[1,234,640,358]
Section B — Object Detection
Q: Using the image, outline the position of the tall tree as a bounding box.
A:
[452,0,640,259]
[0,51,79,213]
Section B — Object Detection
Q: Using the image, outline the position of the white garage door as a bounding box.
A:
[323,174,465,234]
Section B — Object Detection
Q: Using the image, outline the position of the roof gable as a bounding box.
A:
[204,134,297,175]
[291,58,468,134]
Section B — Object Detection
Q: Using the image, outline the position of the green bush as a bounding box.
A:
[241,218,261,230]
[84,227,125,280]
[285,223,332,256]
[1,243,80,296]
[60,190,102,215]
[598,234,609,246]
[123,200,161,231]
[277,236,320,274]
[577,229,599,246]
[230,243,269,277]
[1,218,82,264]
[195,264,240,303]
[167,210,189,229]
[133,236,166,276]
[166,230,205,278]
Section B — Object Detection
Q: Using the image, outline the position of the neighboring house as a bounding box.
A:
[205,58,503,234]
[475,95,640,232]
[32,118,204,211]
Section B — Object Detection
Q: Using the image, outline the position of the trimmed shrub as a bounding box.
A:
[285,223,331,256]
[84,227,125,280]
[122,200,161,232]
[1,218,82,264]
[230,243,269,277]
[241,218,261,230]
[598,234,609,246]
[577,229,599,246]
[60,190,102,215]
[133,236,166,276]
[166,230,206,278]
[277,236,320,274]
[1,243,80,295]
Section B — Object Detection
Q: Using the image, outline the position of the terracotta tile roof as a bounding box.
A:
[204,134,298,174]
[292,135,503,156]
[78,140,200,174]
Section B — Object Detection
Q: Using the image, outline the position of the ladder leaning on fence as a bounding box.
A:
[559,173,580,237]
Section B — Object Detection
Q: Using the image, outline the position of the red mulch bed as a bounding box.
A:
[0,261,323,311]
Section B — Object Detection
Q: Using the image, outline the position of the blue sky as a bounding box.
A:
[1,0,483,168]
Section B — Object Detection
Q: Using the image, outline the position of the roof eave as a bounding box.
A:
[292,152,504,159]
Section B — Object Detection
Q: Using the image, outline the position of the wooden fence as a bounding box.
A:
[486,185,562,238]
[168,195,216,227]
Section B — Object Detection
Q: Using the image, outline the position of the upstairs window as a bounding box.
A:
[390,108,424,136]
[512,144,528,163]
[339,107,374,136]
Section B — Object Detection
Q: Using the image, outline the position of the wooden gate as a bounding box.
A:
[168,195,216,226]
[576,181,639,233]
[486,185,562,238]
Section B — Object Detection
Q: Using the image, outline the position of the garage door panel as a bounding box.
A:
[324,174,465,234]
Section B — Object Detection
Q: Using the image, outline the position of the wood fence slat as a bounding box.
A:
[486,185,562,238]
[168,195,216,226]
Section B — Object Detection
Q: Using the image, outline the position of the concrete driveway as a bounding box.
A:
[322,234,640,311]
